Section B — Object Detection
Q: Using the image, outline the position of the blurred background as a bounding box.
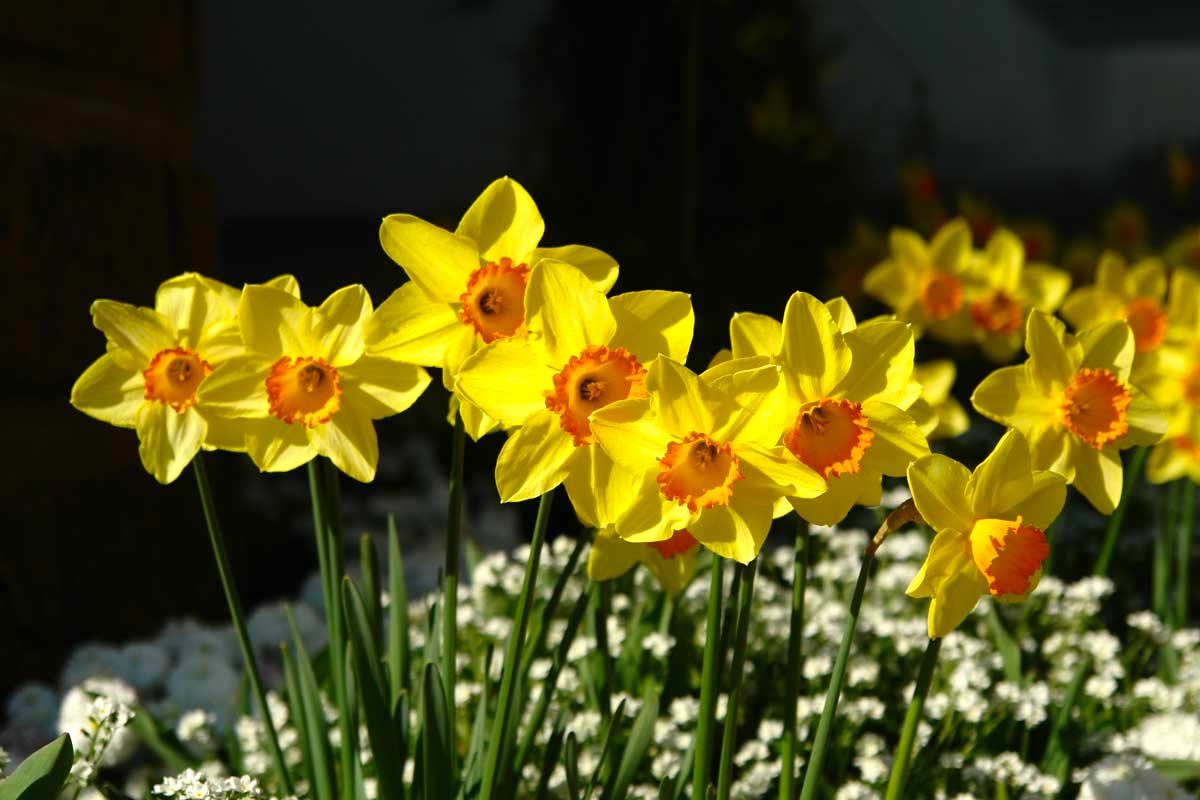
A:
[5,0,1200,694]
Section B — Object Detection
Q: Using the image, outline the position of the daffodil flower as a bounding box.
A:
[963,228,1070,362]
[196,283,431,483]
[455,260,693,527]
[908,360,969,441]
[906,429,1066,638]
[368,177,618,440]
[1061,252,1169,362]
[70,272,288,484]
[589,357,825,564]
[1145,268,1200,485]
[862,219,974,343]
[722,292,930,526]
[971,310,1166,513]
[587,526,699,594]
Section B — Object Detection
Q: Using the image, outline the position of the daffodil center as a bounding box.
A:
[968,515,1049,599]
[648,529,699,560]
[143,347,212,413]
[1057,368,1131,449]
[266,356,342,427]
[919,271,962,321]
[783,398,873,479]
[545,345,647,446]
[969,290,1023,334]
[657,432,743,513]
[1122,297,1167,353]
[459,257,530,343]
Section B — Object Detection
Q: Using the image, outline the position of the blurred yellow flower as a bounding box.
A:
[907,430,1066,638]
[197,283,430,483]
[590,358,825,564]
[1144,268,1200,485]
[1061,252,1169,359]
[908,361,969,441]
[70,272,286,484]
[455,260,693,527]
[964,228,1071,362]
[587,526,699,594]
[863,219,974,343]
[370,177,618,440]
[724,292,930,525]
[971,310,1166,513]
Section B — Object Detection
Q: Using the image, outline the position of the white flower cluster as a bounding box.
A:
[153,768,262,800]
[57,677,137,785]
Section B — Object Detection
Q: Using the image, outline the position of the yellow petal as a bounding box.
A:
[927,556,987,638]
[365,282,464,366]
[979,329,1025,364]
[71,354,144,429]
[1031,424,1074,480]
[907,528,967,597]
[495,409,578,502]
[1167,267,1200,331]
[455,336,555,427]
[1078,320,1134,381]
[91,300,177,370]
[648,357,718,438]
[729,312,782,359]
[455,177,544,264]
[339,357,431,420]
[200,412,248,453]
[863,259,915,312]
[971,365,1055,431]
[526,260,616,363]
[313,410,379,482]
[1123,389,1167,447]
[1060,288,1107,332]
[825,297,858,333]
[155,273,240,348]
[694,492,773,564]
[889,228,930,271]
[609,290,694,364]
[1024,310,1074,394]
[907,453,973,534]
[196,320,245,365]
[837,320,915,405]
[616,471,691,542]
[998,469,1066,531]
[965,429,1034,519]
[933,397,970,439]
[443,325,482,387]
[312,285,372,367]
[195,355,273,418]
[930,219,972,273]
[1095,251,1127,295]
[245,417,317,473]
[563,446,640,528]
[587,529,641,581]
[264,274,302,297]
[984,228,1024,291]
[1129,258,1167,299]
[1020,265,1072,313]
[379,214,479,303]
[789,469,880,527]
[529,244,619,293]
[736,443,825,499]
[1147,439,1188,485]
[780,292,852,399]
[913,361,955,404]
[860,401,930,475]
[590,398,673,473]
[238,285,315,358]
[708,348,732,368]
[135,403,206,484]
[711,365,787,445]
[642,544,699,594]
[453,393,501,441]
[1071,440,1122,514]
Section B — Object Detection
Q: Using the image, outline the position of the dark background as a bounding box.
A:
[5,0,1200,694]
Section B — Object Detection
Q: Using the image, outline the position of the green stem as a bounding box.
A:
[1155,480,1179,622]
[884,637,942,800]
[778,517,810,800]
[1177,480,1194,627]
[479,490,554,800]
[691,555,726,800]
[193,455,293,795]
[443,413,466,791]
[594,580,616,720]
[1093,446,1147,576]
[716,559,759,800]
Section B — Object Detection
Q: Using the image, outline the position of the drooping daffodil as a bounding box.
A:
[587,526,699,594]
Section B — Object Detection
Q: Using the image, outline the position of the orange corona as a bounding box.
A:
[545,345,647,445]
[649,529,699,560]
[143,347,212,412]
[918,271,963,321]
[970,290,1023,334]
[458,257,530,342]
[783,398,874,478]
[657,432,743,513]
[969,516,1049,598]
[1058,368,1131,448]
[1122,297,1167,353]
[266,356,343,427]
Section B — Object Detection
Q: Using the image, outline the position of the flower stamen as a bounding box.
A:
[783,398,874,478]
[1058,368,1131,448]
[657,432,743,513]
[266,356,342,427]
[459,257,530,342]
[545,345,647,445]
[143,347,212,412]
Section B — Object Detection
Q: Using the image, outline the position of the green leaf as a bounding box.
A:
[584,698,627,800]
[387,515,412,706]
[460,644,493,797]
[534,714,569,800]
[986,605,1021,683]
[1155,759,1200,782]
[360,533,383,647]
[606,687,660,800]
[563,732,582,800]
[279,645,314,794]
[0,734,73,800]
[420,663,453,800]
[128,706,196,773]
[286,610,335,800]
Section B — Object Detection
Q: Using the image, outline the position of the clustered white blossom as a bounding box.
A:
[57,677,137,785]
[153,768,262,800]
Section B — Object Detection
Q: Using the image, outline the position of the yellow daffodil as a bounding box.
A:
[863,219,974,343]
[963,228,1071,362]
[1144,268,1200,485]
[196,283,431,483]
[589,357,825,564]
[70,272,294,483]
[723,292,930,526]
[587,526,699,594]
[908,361,969,441]
[907,429,1066,638]
[1061,252,1170,365]
[368,177,618,440]
[455,260,693,527]
[971,310,1166,513]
